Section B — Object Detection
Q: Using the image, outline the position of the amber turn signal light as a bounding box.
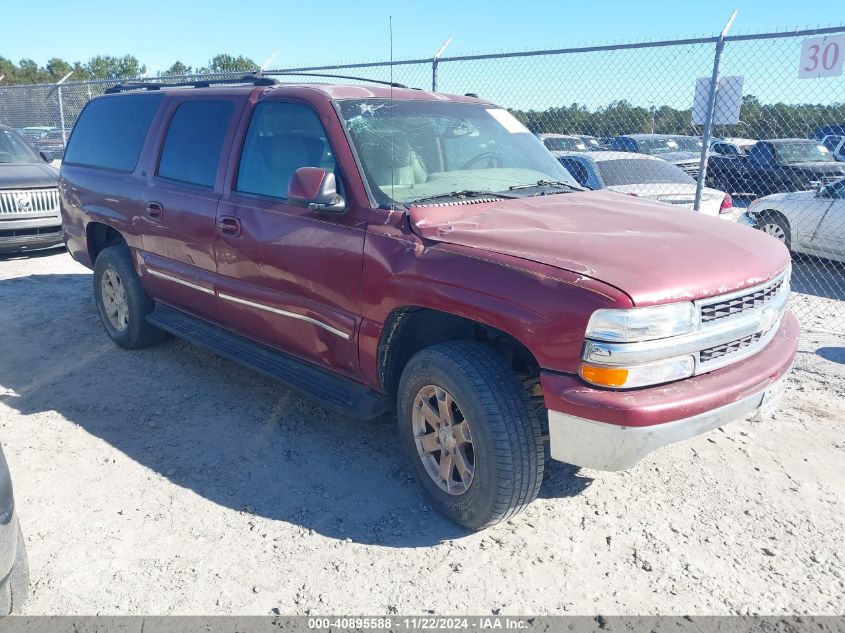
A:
[579,364,629,387]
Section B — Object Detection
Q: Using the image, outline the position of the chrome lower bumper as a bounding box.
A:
[548,374,788,471]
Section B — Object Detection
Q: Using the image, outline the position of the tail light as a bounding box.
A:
[719,193,733,213]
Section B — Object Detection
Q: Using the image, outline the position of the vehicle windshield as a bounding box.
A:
[542,136,587,152]
[337,99,579,205]
[597,158,695,186]
[0,128,40,164]
[775,142,836,164]
[637,137,700,155]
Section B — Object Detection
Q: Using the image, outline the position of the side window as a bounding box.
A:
[558,158,589,187]
[823,136,842,151]
[748,143,771,164]
[64,93,163,172]
[236,102,336,199]
[157,100,234,188]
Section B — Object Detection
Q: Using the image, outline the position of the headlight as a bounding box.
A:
[579,355,695,389]
[585,303,698,343]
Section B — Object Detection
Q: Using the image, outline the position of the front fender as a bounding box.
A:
[358,225,631,389]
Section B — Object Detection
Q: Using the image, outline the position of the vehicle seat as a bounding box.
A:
[359,137,427,187]
[238,135,319,198]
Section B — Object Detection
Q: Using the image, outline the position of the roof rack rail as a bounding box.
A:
[262,71,409,89]
[104,74,277,94]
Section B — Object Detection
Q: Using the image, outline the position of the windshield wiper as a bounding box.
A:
[405,189,520,205]
[508,180,587,192]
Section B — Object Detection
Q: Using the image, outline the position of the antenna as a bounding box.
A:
[390,15,395,208]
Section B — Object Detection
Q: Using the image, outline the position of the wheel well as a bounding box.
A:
[377,307,541,400]
[87,222,127,263]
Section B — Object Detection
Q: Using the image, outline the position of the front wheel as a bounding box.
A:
[757,212,792,251]
[93,246,168,349]
[397,341,544,530]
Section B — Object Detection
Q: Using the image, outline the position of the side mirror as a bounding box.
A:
[818,185,831,198]
[288,167,346,214]
[39,150,53,163]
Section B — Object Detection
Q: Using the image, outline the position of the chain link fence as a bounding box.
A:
[1,25,844,332]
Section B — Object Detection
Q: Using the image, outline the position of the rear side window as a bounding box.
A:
[236,102,336,199]
[158,101,234,188]
[64,93,163,172]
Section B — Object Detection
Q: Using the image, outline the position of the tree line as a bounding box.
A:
[511,96,845,141]
[0,54,258,85]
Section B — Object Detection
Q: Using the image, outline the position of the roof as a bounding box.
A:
[765,138,823,144]
[537,133,581,139]
[102,81,488,104]
[554,150,661,162]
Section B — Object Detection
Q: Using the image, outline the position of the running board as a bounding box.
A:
[147,305,390,419]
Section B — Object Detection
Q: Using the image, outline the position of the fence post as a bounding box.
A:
[431,36,453,92]
[694,10,737,211]
[57,86,66,149]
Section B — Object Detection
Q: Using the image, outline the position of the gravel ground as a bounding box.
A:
[0,248,843,616]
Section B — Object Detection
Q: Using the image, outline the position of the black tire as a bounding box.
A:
[397,341,544,530]
[7,518,29,614]
[757,211,792,251]
[93,246,168,349]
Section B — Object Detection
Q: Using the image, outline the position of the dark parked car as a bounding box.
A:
[812,125,845,141]
[707,138,845,197]
[609,134,703,179]
[0,125,62,254]
[60,77,797,529]
[0,443,29,614]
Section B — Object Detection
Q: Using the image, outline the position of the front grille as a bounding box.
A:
[700,330,765,363]
[700,277,784,323]
[0,226,61,238]
[0,188,60,217]
[678,163,700,179]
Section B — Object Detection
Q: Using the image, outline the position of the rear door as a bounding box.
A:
[139,96,242,322]
[214,98,366,377]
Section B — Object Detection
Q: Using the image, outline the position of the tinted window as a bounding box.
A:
[558,158,590,187]
[64,93,163,172]
[236,102,336,199]
[158,101,234,188]
[0,128,40,164]
[596,158,695,185]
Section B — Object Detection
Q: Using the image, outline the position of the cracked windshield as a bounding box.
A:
[338,99,580,206]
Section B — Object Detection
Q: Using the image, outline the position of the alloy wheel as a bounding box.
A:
[101,268,129,332]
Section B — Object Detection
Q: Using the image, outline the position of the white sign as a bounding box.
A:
[799,35,845,78]
[691,75,744,126]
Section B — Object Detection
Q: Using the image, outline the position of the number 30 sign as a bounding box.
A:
[799,35,845,78]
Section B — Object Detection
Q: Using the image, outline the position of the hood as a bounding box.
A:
[0,162,59,189]
[655,151,700,164]
[409,190,789,306]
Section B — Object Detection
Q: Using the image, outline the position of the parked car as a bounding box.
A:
[747,176,845,263]
[609,134,702,179]
[710,137,757,157]
[819,135,845,162]
[537,133,590,153]
[0,125,62,254]
[556,151,736,218]
[32,129,68,161]
[0,442,29,614]
[576,135,607,151]
[60,78,798,530]
[708,138,845,197]
[19,126,56,142]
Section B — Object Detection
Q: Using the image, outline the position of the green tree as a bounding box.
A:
[86,55,145,80]
[165,61,192,76]
[201,54,257,74]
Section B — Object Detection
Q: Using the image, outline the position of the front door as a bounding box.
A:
[140,97,241,321]
[215,99,366,376]
[811,179,845,256]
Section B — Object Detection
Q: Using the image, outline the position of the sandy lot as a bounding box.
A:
[0,248,843,615]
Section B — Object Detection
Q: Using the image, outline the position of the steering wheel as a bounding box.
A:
[461,152,503,170]
[0,151,15,162]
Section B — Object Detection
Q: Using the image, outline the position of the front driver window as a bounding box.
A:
[236,102,336,199]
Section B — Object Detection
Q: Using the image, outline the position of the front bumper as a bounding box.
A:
[0,215,63,254]
[545,311,799,471]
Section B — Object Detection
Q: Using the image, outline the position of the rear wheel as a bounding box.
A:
[397,341,544,530]
[93,246,168,349]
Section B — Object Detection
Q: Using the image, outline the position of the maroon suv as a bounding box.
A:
[60,77,798,529]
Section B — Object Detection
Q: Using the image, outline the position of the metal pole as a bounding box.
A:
[694,10,737,211]
[431,36,452,92]
[58,86,66,149]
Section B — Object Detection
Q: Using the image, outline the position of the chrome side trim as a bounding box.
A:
[146,268,215,295]
[218,292,350,340]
